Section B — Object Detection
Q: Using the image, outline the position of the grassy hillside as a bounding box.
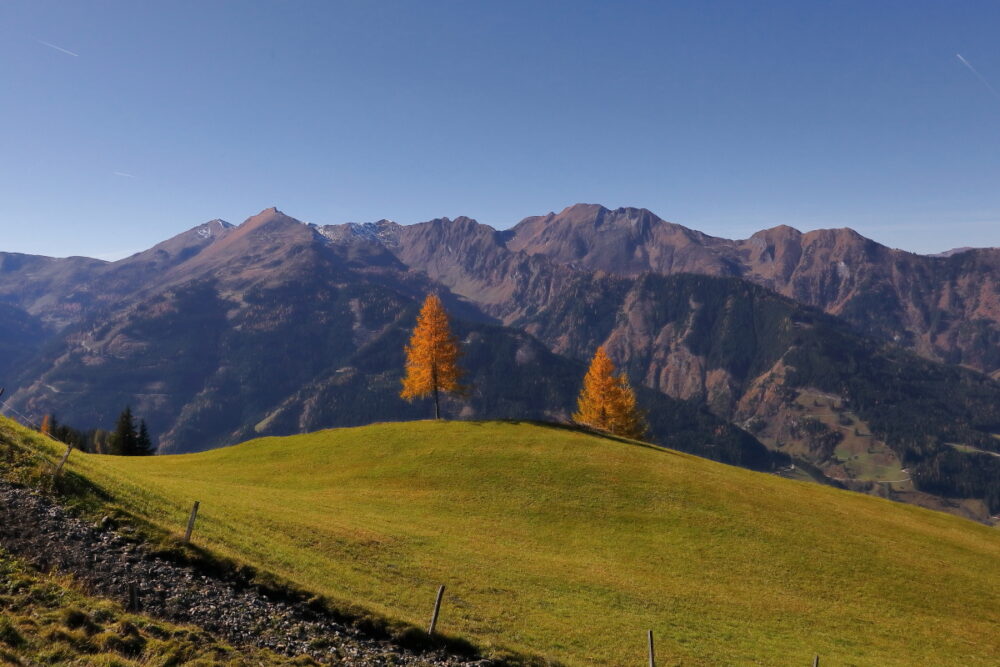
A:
[6,417,999,665]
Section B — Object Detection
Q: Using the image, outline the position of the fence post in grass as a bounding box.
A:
[648,629,655,667]
[53,443,73,478]
[812,656,819,667]
[428,585,445,636]
[183,501,200,544]
[127,581,139,612]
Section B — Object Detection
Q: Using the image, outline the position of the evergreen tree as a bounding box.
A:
[573,346,648,439]
[135,419,155,456]
[400,294,466,419]
[112,406,138,456]
[53,422,86,450]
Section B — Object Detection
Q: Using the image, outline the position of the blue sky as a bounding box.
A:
[2,1,999,258]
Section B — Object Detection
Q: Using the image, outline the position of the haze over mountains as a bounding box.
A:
[1,205,999,521]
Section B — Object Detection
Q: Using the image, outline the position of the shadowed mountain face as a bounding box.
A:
[0,303,45,382]
[506,204,1000,377]
[0,219,236,329]
[3,206,1000,519]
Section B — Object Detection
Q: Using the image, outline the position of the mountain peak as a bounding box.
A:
[243,206,291,225]
[190,218,234,240]
[556,202,610,218]
[233,208,309,236]
[751,224,803,238]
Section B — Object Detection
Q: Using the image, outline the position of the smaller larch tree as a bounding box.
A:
[573,346,648,439]
[400,294,466,419]
[39,414,54,437]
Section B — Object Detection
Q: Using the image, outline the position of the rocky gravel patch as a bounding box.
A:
[0,481,492,666]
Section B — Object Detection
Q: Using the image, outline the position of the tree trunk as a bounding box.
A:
[431,366,441,419]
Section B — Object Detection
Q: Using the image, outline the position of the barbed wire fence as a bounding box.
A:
[0,387,43,431]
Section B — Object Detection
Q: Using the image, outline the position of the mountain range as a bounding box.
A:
[1,205,998,521]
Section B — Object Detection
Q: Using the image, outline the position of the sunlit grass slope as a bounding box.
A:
[39,421,1000,664]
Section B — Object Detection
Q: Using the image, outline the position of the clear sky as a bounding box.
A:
[2,1,999,259]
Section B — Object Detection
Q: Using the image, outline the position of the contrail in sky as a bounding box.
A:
[113,171,135,178]
[37,40,79,57]
[956,53,1000,100]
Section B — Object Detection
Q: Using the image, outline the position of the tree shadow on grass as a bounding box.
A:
[459,418,689,458]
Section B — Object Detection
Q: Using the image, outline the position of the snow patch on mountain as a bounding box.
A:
[314,220,401,248]
[195,219,233,239]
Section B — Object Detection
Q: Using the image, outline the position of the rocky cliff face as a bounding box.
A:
[373,216,1000,518]
[512,272,1000,519]
[506,204,1000,376]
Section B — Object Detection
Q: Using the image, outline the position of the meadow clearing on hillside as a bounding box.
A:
[5,417,999,665]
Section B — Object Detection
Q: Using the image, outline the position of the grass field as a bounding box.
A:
[5,417,1000,665]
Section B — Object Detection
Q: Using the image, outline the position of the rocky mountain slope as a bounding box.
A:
[507,204,1000,377]
[0,209,761,466]
[521,272,1000,519]
[2,206,999,518]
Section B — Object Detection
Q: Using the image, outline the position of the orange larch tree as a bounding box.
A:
[40,414,54,437]
[607,375,647,440]
[573,346,648,439]
[400,294,466,419]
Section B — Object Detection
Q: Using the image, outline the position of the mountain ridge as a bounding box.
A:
[502,204,1000,375]
[2,208,764,470]
[2,205,1000,519]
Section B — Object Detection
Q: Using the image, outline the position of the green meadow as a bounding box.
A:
[5,417,999,665]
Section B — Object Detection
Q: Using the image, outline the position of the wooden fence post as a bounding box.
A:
[127,581,139,612]
[183,501,200,544]
[428,585,445,636]
[813,655,819,667]
[53,443,73,477]
[648,629,655,667]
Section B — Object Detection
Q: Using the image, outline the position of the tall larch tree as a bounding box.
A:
[400,294,465,419]
[573,346,648,439]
